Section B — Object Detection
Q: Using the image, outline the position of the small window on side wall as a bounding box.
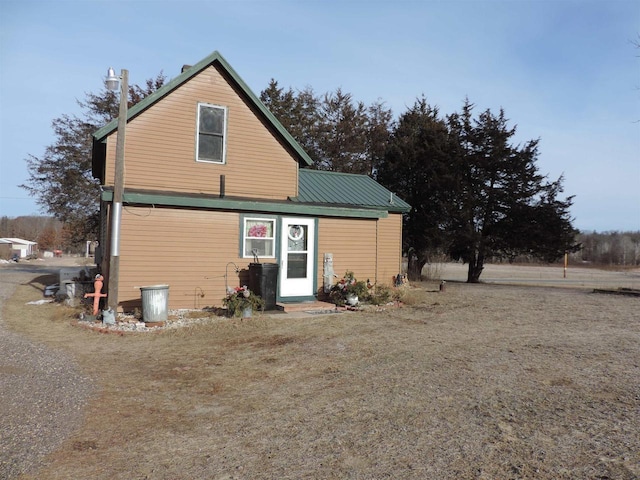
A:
[197,103,227,163]
[243,218,276,258]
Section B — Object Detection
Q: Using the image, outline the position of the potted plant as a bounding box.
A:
[329,271,368,306]
[222,286,265,317]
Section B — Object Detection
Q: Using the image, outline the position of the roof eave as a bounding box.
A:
[289,196,410,214]
[100,188,388,219]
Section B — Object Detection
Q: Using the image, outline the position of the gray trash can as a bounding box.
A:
[140,285,169,322]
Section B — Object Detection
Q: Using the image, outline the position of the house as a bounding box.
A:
[92,51,410,311]
[0,238,38,259]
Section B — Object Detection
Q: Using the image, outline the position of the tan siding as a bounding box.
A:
[316,215,402,290]
[317,218,377,290]
[114,209,403,309]
[376,214,403,286]
[104,64,298,199]
[117,207,248,310]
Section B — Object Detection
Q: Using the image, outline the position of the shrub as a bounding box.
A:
[367,284,392,305]
[222,286,264,317]
[329,271,368,306]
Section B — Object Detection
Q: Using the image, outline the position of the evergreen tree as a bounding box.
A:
[316,89,368,172]
[366,100,394,176]
[378,98,579,282]
[377,97,453,279]
[446,100,579,281]
[260,79,322,162]
[260,81,392,175]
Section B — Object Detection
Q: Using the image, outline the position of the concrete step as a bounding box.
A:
[275,301,337,313]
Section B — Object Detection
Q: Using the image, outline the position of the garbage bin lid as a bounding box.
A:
[140,284,169,290]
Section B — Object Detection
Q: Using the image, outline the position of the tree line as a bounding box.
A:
[572,231,640,266]
[21,73,580,281]
[0,216,64,252]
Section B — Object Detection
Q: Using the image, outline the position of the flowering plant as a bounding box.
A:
[329,271,369,306]
[248,223,268,238]
[223,285,265,317]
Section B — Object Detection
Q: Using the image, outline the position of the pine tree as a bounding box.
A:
[378,98,579,282]
[446,101,579,282]
[260,81,392,175]
[377,97,453,279]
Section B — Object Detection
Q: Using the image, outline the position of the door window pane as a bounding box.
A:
[287,253,307,278]
[287,224,307,252]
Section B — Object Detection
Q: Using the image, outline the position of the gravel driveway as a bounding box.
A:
[0,264,93,479]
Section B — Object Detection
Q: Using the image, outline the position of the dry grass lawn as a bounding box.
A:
[6,269,640,479]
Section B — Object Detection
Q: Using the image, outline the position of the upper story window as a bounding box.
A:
[197,103,227,163]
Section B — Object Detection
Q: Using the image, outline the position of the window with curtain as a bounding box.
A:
[243,218,275,258]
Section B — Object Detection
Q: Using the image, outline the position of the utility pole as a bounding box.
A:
[106,68,128,311]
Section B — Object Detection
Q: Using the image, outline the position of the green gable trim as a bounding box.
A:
[294,169,411,213]
[100,190,388,219]
[93,51,313,167]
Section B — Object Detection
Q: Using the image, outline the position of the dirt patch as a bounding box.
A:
[4,270,640,479]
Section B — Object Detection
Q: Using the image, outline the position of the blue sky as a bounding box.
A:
[1,0,638,232]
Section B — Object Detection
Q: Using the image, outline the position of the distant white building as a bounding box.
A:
[0,238,38,258]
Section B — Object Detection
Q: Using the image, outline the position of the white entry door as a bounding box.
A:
[279,217,315,298]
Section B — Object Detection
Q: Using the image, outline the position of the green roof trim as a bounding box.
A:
[93,51,313,167]
[293,169,411,213]
[101,189,388,219]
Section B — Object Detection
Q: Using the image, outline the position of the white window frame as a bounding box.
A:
[242,217,276,259]
[196,102,227,164]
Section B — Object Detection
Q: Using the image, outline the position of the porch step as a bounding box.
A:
[276,301,337,313]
